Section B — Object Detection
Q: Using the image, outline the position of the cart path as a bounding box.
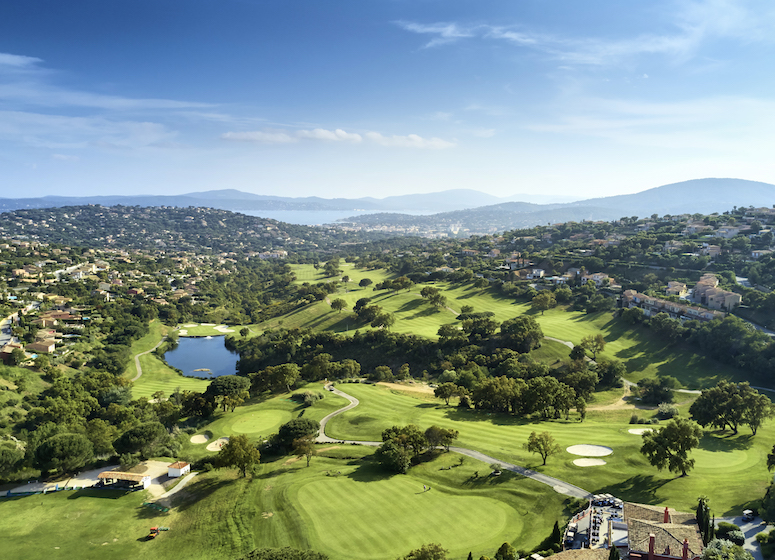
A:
[317,384,592,499]
[130,336,168,382]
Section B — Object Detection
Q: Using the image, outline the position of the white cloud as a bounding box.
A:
[221,130,298,144]
[0,110,177,151]
[364,132,455,149]
[222,127,455,149]
[0,53,42,68]
[297,128,362,142]
[471,128,496,138]
[394,21,474,47]
[52,154,79,161]
[525,95,775,152]
[397,1,775,66]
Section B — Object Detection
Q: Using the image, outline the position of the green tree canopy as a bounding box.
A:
[640,417,702,476]
[35,433,94,474]
[218,434,261,477]
[523,431,561,465]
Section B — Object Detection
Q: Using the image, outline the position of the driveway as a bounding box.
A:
[717,516,767,560]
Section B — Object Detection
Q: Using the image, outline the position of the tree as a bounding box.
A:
[702,539,753,560]
[494,542,517,560]
[292,436,317,467]
[330,298,347,313]
[240,327,250,337]
[359,278,372,288]
[277,418,320,449]
[207,375,251,410]
[9,348,25,366]
[35,433,94,474]
[636,376,678,404]
[219,434,261,477]
[399,543,448,560]
[500,316,544,353]
[371,312,396,331]
[0,443,24,479]
[608,545,621,560]
[531,291,556,315]
[424,425,458,451]
[114,421,168,459]
[434,382,463,405]
[690,381,772,435]
[580,334,606,360]
[523,431,561,465]
[640,417,702,476]
[375,440,411,474]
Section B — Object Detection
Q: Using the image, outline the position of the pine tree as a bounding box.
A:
[468,554,473,560]
[608,545,621,560]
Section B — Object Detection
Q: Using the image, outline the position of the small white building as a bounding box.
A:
[168,461,191,478]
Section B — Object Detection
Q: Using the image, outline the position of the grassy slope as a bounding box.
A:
[326,382,773,515]
[276,265,749,389]
[0,449,567,560]
[123,321,208,400]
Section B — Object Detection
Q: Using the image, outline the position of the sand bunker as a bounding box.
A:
[190,434,210,444]
[574,458,607,467]
[183,323,198,327]
[201,323,216,326]
[214,325,234,333]
[628,428,656,435]
[178,330,188,336]
[206,436,229,451]
[566,444,613,457]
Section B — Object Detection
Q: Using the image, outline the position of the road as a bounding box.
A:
[317,383,592,499]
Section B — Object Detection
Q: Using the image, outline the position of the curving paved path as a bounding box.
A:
[130,336,168,382]
[316,383,592,498]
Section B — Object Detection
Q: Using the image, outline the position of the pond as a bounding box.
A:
[164,336,239,378]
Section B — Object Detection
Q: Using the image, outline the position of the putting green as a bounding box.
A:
[692,448,752,471]
[230,409,292,434]
[296,476,518,559]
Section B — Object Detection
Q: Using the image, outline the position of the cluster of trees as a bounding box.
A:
[375,424,458,473]
[689,381,773,435]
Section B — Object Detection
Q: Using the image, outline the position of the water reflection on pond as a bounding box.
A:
[164,336,238,378]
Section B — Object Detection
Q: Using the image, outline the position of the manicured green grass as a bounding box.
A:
[0,488,176,560]
[180,385,349,463]
[291,263,394,287]
[326,382,775,514]
[267,268,750,389]
[123,320,168,380]
[0,447,566,560]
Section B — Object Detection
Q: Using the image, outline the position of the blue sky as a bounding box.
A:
[1,0,774,200]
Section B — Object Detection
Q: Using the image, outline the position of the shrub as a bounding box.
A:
[657,403,680,419]
[726,531,745,546]
[716,522,741,540]
[630,414,639,424]
[649,418,660,424]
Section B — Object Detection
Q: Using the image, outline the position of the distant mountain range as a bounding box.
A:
[1,178,773,233]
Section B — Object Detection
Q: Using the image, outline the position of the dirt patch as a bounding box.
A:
[283,456,302,466]
[377,381,435,395]
[206,436,229,452]
[316,446,340,453]
[190,434,210,444]
[262,512,274,518]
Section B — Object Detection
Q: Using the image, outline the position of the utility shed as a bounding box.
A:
[168,461,191,478]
